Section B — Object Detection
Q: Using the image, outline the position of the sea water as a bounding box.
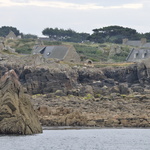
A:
[0,129,150,150]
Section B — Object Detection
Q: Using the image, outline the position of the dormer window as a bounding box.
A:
[134,52,138,58]
[142,52,147,58]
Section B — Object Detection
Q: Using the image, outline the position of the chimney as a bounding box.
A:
[122,38,128,45]
[141,38,147,45]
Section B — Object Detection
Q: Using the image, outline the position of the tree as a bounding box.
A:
[88,25,140,44]
[144,32,150,42]
[22,34,38,39]
[42,27,90,42]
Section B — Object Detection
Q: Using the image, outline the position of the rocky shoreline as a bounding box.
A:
[0,54,150,128]
[32,93,150,128]
[42,126,150,130]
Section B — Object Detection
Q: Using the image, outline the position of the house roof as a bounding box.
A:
[125,41,142,47]
[142,43,150,48]
[123,38,150,48]
[33,45,70,60]
[44,46,69,59]
[32,45,46,54]
[126,48,150,62]
[6,31,17,39]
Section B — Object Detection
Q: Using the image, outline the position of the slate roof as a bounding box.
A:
[125,41,142,47]
[45,46,69,59]
[33,45,70,60]
[142,43,150,48]
[123,39,150,48]
[32,45,46,54]
[126,48,150,62]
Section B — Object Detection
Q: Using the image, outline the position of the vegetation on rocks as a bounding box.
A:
[74,43,132,62]
[4,38,133,62]
[5,39,35,54]
[0,50,149,128]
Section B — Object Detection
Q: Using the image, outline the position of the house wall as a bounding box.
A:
[6,31,17,40]
[63,46,80,63]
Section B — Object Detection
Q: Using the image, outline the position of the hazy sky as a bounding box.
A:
[0,0,149,36]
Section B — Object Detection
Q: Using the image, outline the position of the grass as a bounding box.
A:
[74,44,107,62]
[43,41,62,45]
[73,43,132,62]
[6,39,36,54]
[94,62,134,68]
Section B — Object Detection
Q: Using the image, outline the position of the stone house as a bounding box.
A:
[123,38,150,48]
[126,48,150,62]
[6,31,18,40]
[32,45,80,62]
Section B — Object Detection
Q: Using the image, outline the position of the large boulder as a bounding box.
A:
[119,83,130,94]
[136,59,150,85]
[0,70,42,135]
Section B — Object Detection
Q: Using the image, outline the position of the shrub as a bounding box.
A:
[16,45,32,54]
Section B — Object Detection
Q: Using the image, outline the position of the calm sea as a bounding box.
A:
[0,129,150,150]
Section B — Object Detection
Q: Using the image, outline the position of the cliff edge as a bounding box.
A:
[0,70,42,135]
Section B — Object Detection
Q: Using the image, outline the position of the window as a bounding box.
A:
[142,52,147,58]
[47,52,51,56]
[134,53,138,58]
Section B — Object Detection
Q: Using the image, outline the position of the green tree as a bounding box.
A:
[22,34,38,39]
[42,27,90,42]
[88,25,140,44]
[144,32,150,42]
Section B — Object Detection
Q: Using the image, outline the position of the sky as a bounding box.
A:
[0,0,150,36]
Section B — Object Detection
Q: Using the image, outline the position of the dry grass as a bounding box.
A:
[94,62,135,68]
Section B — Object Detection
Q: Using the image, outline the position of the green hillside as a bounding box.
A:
[5,39,132,62]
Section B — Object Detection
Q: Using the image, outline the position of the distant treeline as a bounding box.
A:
[88,26,150,44]
[1,25,150,44]
[42,26,150,43]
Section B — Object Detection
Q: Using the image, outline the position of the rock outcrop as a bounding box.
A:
[32,93,150,127]
[0,70,42,135]
[0,54,150,128]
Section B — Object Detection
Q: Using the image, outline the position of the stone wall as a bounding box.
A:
[64,46,81,63]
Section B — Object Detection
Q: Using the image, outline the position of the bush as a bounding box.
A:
[74,44,104,62]
[16,45,32,54]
